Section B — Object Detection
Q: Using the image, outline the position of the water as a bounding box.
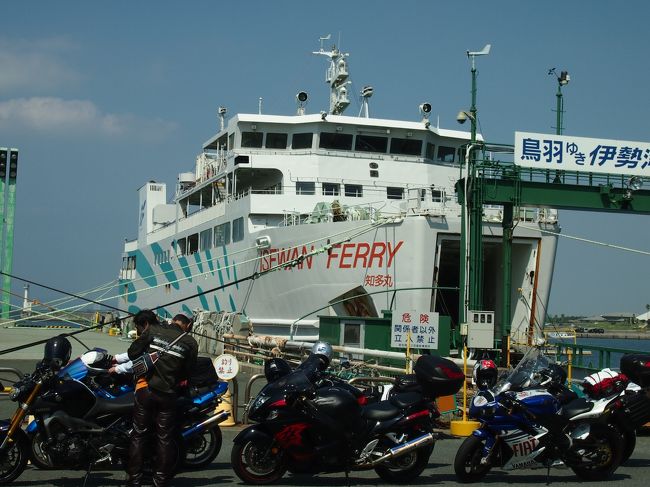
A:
[548,336,648,372]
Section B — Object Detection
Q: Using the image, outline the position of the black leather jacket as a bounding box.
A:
[128,323,198,394]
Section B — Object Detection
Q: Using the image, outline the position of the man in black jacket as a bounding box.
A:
[125,310,198,487]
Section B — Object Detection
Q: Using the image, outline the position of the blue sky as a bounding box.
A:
[1,1,648,317]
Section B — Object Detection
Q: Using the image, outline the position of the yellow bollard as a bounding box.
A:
[450,344,480,436]
[215,386,236,426]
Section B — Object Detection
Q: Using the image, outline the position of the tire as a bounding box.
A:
[620,429,636,465]
[182,427,222,469]
[454,435,492,483]
[374,443,434,483]
[570,423,623,480]
[0,429,29,484]
[231,439,287,485]
[28,432,55,470]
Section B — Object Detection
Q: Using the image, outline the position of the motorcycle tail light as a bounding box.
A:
[270,399,287,407]
[357,396,369,406]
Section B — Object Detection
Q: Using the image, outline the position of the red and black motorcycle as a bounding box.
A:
[232,353,464,484]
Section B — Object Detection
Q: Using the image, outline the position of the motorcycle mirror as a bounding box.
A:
[340,358,351,369]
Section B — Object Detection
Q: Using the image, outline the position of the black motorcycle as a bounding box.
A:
[232,353,464,484]
[0,338,228,484]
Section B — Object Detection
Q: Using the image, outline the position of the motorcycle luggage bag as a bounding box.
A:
[620,353,650,387]
[413,355,465,397]
[188,356,219,388]
[582,368,629,398]
[621,390,650,427]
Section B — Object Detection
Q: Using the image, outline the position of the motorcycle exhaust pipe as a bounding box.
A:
[369,432,435,466]
[182,410,230,438]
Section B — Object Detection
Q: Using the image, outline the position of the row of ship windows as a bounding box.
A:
[153,218,245,265]
[240,131,457,162]
[296,182,445,201]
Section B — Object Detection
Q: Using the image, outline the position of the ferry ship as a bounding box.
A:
[119,40,559,347]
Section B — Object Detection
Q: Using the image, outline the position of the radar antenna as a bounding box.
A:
[313,35,350,115]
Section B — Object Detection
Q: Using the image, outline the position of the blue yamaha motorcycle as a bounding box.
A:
[454,348,624,483]
[23,347,228,474]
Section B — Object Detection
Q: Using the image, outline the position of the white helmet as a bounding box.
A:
[311,341,333,364]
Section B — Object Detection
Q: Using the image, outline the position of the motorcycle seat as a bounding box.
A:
[362,400,401,420]
[389,392,423,409]
[561,397,594,418]
[86,391,135,418]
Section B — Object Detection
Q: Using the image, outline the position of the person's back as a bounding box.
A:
[126,311,197,487]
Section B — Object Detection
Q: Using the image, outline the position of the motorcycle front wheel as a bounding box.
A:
[454,435,492,483]
[0,428,29,484]
[182,427,222,468]
[620,428,636,464]
[374,439,434,483]
[231,439,287,485]
[569,423,623,480]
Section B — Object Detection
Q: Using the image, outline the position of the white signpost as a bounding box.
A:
[514,131,650,177]
[391,310,439,350]
[213,353,239,380]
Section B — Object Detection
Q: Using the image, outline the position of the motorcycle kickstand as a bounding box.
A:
[344,469,351,487]
[82,464,93,487]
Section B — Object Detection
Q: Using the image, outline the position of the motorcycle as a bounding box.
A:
[454,347,624,483]
[233,351,464,484]
[0,338,228,484]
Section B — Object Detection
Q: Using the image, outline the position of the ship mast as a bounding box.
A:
[312,35,350,115]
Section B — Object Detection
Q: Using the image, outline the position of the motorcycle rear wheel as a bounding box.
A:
[182,427,222,468]
[0,429,29,484]
[569,423,623,480]
[374,443,434,483]
[231,439,287,485]
[28,432,55,470]
[620,429,636,464]
[454,435,492,483]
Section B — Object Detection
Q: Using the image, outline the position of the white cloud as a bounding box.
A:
[0,97,177,139]
[0,37,81,92]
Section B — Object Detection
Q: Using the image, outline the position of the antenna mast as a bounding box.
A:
[313,34,350,115]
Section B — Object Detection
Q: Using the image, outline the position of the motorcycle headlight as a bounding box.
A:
[248,393,269,419]
[9,387,19,401]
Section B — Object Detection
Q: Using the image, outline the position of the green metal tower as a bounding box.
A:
[0,149,18,319]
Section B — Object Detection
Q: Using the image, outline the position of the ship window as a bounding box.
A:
[214,222,231,246]
[241,131,263,148]
[266,133,288,149]
[177,238,187,256]
[432,187,445,202]
[319,132,353,151]
[389,138,423,156]
[296,181,315,195]
[426,142,436,160]
[292,132,313,149]
[355,134,388,153]
[387,187,404,200]
[370,170,379,178]
[188,233,199,254]
[344,184,362,197]
[232,217,245,242]
[228,133,234,150]
[437,146,455,162]
[200,228,213,251]
[322,182,340,196]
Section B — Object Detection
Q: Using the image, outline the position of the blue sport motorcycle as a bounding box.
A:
[454,348,624,483]
[23,347,229,474]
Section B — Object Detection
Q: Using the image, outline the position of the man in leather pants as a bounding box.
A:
[125,310,198,487]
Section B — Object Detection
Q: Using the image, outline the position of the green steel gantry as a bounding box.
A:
[0,148,18,320]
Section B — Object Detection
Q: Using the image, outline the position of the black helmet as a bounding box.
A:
[472,359,498,390]
[43,335,72,370]
[264,358,292,383]
[545,363,567,385]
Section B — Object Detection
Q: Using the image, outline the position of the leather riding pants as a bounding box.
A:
[126,387,178,487]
